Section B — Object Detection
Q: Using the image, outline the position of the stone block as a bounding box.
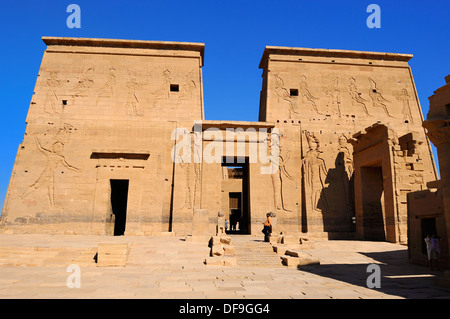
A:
[281,254,320,268]
[223,245,235,256]
[220,236,232,245]
[211,244,224,256]
[97,243,129,267]
[204,256,237,266]
[192,209,210,237]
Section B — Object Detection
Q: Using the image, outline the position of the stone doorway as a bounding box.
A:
[110,179,129,236]
[361,166,386,241]
[222,158,251,235]
[421,218,437,254]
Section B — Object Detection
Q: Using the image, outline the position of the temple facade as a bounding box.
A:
[0,37,438,243]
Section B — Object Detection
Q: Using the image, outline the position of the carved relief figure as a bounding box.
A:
[369,78,393,117]
[74,67,95,95]
[349,77,371,116]
[153,69,172,107]
[337,134,353,213]
[54,123,75,143]
[193,131,202,208]
[97,67,116,98]
[302,131,329,213]
[175,150,193,211]
[21,134,79,206]
[325,77,341,116]
[299,75,321,115]
[271,141,294,212]
[125,76,145,116]
[179,70,197,100]
[44,72,67,114]
[274,73,298,118]
[396,88,414,123]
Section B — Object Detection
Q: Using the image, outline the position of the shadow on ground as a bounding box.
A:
[298,249,450,299]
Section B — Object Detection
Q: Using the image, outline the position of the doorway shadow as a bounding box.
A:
[319,152,355,235]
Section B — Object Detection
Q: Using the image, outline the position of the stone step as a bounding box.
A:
[0,244,98,267]
[230,235,284,268]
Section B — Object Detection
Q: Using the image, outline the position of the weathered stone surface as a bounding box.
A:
[97,243,129,267]
[211,244,224,257]
[223,245,235,256]
[281,255,320,268]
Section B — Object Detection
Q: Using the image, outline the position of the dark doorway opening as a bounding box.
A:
[222,157,250,234]
[110,179,129,236]
[361,166,386,241]
[421,217,437,255]
[229,192,242,232]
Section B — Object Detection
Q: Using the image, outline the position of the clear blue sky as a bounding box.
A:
[0,0,448,211]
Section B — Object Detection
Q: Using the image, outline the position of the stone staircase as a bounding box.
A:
[0,245,98,267]
[230,235,283,268]
[0,235,211,268]
[126,237,211,268]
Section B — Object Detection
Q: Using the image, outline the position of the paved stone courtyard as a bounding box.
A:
[0,234,449,299]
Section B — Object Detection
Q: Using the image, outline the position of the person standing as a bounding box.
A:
[263,214,272,242]
[424,234,433,270]
[431,235,441,271]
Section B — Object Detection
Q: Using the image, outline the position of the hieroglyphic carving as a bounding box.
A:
[349,77,371,116]
[396,88,414,123]
[369,78,392,117]
[325,77,341,116]
[302,131,329,213]
[21,134,79,206]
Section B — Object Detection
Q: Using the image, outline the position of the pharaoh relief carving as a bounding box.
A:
[44,73,69,114]
[337,134,354,214]
[369,78,393,117]
[97,67,117,99]
[271,139,295,212]
[273,73,299,118]
[325,77,341,116]
[125,72,146,117]
[73,67,95,96]
[302,131,330,213]
[175,152,193,212]
[299,75,322,115]
[349,77,371,117]
[179,70,197,100]
[153,69,172,107]
[396,88,414,124]
[21,132,79,206]
[193,131,202,208]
